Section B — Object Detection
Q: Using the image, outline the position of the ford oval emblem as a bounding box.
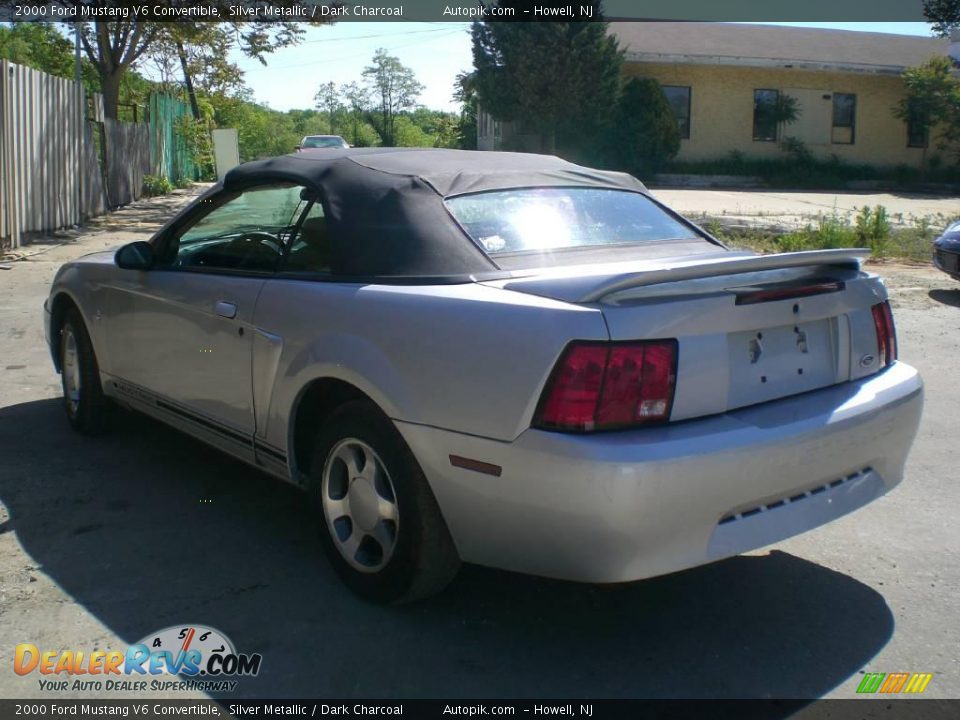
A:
[859,354,876,367]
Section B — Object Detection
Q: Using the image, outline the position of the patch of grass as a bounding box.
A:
[777,215,859,252]
[714,209,956,262]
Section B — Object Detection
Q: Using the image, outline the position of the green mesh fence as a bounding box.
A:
[149,93,197,184]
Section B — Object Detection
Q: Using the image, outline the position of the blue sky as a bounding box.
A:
[232,22,935,113]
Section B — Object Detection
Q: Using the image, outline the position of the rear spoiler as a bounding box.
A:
[491,248,870,304]
[577,248,870,302]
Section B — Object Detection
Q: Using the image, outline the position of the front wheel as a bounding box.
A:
[308,400,460,603]
[59,308,112,434]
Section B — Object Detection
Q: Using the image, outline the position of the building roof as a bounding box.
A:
[612,22,949,75]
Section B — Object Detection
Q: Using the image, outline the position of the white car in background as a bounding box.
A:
[296,134,349,151]
[44,148,923,603]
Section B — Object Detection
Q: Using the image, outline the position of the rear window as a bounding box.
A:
[302,136,345,148]
[446,188,699,257]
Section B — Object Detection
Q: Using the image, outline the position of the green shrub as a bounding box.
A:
[777,231,815,253]
[663,154,960,189]
[781,136,814,165]
[601,77,680,177]
[777,215,858,253]
[175,116,215,181]
[142,175,173,197]
[855,205,892,258]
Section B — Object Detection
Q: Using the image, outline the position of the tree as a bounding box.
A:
[314,81,343,135]
[143,24,246,120]
[48,1,323,120]
[453,71,478,150]
[0,22,152,117]
[602,78,679,177]
[470,2,622,157]
[361,48,424,146]
[339,81,376,146]
[0,22,76,78]
[923,0,960,37]
[893,57,960,165]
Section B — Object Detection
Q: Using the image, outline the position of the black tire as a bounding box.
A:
[307,400,461,604]
[59,308,112,435]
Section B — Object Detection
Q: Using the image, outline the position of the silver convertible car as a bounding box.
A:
[44,148,923,603]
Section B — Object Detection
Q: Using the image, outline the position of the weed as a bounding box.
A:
[855,206,892,258]
[142,175,173,197]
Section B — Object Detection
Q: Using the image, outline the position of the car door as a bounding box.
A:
[107,183,307,441]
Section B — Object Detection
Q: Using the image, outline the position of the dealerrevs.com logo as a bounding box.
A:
[14,625,261,693]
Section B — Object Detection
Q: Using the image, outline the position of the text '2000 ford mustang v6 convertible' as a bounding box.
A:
[44,148,923,603]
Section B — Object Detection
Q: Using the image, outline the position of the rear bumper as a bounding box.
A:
[397,361,923,583]
[933,249,960,280]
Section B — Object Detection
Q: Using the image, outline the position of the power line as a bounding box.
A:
[242,28,466,73]
[300,27,463,44]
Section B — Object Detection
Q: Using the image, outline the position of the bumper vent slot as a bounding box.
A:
[718,467,873,526]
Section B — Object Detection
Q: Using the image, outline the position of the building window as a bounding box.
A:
[662,86,691,139]
[906,100,929,148]
[831,93,856,144]
[752,89,780,142]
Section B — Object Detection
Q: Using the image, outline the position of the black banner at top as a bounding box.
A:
[0,0,932,22]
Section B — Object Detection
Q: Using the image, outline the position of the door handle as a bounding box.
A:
[214,301,237,319]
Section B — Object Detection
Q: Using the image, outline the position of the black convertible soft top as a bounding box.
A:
[222,148,657,278]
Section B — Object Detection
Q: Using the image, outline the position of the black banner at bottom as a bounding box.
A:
[1,699,957,720]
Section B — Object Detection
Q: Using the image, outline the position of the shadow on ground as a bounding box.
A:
[0,399,893,701]
[929,288,960,308]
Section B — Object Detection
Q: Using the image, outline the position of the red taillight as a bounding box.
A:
[871,301,897,368]
[535,344,608,431]
[534,340,678,432]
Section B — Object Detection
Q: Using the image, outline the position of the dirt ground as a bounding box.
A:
[0,187,958,702]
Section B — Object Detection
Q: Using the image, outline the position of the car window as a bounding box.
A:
[167,185,306,273]
[302,136,346,149]
[446,188,698,256]
[282,201,331,274]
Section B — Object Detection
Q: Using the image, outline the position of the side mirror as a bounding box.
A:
[115,241,155,270]
[293,146,302,152]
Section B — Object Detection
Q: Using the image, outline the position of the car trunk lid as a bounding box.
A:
[482,249,887,421]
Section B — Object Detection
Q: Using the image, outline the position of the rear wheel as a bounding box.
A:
[307,400,460,603]
[60,308,111,434]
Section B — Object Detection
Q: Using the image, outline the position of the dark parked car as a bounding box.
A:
[933,221,960,281]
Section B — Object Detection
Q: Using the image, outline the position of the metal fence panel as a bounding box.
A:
[149,93,197,185]
[82,121,107,218]
[0,60,84,248]
[0,67,199,249]
[103,118,150,208]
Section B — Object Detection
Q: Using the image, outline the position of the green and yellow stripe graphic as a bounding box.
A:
[856,672,933,694]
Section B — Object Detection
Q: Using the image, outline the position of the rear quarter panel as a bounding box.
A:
[253,279,608,448]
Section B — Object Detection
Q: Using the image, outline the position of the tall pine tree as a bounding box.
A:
[470,2,622,159]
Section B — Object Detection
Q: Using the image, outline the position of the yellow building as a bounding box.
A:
[479,23,951,168]
[614,23,949,167]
